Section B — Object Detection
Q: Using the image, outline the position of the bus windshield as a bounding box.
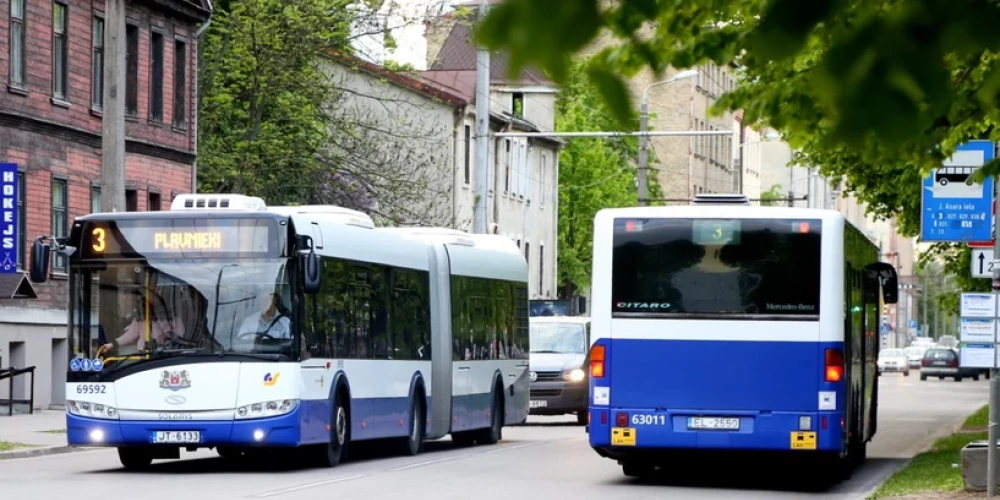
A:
[69,258,293,368]
[611,217,822,318]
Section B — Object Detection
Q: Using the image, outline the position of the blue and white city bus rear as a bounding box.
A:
[585,199,897,480]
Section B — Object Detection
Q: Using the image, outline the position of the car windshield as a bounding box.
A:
[529,322,587,354]
[924,349,955,360]
[904,347,925,356]
[70,259,293,367]
[880,349,904,358]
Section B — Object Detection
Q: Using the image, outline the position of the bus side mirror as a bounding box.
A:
[29,238,50,284]
[865,262,899,304]
[303,252,321,294]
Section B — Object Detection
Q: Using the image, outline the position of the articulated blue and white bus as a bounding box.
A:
[586,196,898,480]
[29,194,529,470]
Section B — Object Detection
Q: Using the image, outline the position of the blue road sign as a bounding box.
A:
[921,140,995,242]
[0,163,17,273]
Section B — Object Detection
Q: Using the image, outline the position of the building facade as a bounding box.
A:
[0,0,210,411]
[323,49,562,301]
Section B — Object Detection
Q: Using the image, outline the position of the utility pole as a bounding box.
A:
[895,279,903,348]
[922,274,929,338]
[472,0,490,234]
[101,0,127,212]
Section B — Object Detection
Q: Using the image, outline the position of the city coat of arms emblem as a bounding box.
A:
[159,370,191,391]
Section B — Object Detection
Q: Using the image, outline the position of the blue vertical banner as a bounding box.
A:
[0,163,18,273]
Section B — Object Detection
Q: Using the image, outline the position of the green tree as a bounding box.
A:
[556,61,664,298]
[197,0,454,224]
[758,184,785,206]
[474,0,1000,287]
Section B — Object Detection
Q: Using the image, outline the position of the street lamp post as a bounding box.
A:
[638,69,698,206]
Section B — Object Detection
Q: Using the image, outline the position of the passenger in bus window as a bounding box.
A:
[100,289,181,354]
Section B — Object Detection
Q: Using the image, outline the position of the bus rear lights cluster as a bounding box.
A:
[821,416,828,430]
[616,412,628,427]
[235,399,299,420]
[798,416,811,431]
[68,400,119,420]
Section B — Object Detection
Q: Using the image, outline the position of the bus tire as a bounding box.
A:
[217,446,242,459]
[314,386,349,468]
[476,384,503,445]
[118,447,153,471]
[398,390,426,456]
[576,411,588,426]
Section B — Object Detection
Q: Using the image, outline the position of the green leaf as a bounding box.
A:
[585,65,636,128]
[749,0,840,62]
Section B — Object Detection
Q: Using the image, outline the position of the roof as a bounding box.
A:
[530,316,591,325]
[430,22,552,86]
[0,273,37,300]
[135,0,212,22]
[326,51,468,108]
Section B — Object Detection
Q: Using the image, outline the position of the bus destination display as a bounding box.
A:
[81,218,277,259]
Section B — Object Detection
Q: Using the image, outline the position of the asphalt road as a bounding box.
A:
[0,373,986,499]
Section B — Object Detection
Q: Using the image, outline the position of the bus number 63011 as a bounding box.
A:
[631,414,666,426]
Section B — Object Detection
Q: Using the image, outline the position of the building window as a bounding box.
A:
[91,185,101,213]
[125,24,139,116]
[524,242,530,279]
[173,39,187,128]
[92,16,105,109]
[464,125,471,185]
[51,178,68,272]
[149,31,164,121]
[540,154,546,206]
[125,189,137,212]
[538,243,544,294]
[52,2,69,100]
[512,92,524,118]
[16,172,25,271]
[148,191,161,211]
[9,0,26,88]
[504,139,511,193]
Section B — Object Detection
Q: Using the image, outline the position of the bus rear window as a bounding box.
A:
[611,217,822,318]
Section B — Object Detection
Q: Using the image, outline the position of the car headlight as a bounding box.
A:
[562,369,585,382]
[67,400,119,420]
[235,399,299,420]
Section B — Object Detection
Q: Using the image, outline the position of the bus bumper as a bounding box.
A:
[586,407,844,458]
[66,407,307,448]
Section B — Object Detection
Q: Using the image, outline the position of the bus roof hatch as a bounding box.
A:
[690,194,751,206]
[171,194,267,212]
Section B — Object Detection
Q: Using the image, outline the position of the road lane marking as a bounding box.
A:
[250,474,368,498]
[390,441,548,471]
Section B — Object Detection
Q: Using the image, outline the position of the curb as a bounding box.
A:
[0,445,97,460]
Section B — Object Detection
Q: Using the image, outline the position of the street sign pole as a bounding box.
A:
[990,172,1000,497]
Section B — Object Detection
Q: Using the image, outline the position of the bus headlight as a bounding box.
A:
[67,400,119,420]
[563,369,586,382]
[235,399,299,420]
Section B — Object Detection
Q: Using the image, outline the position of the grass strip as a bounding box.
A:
[0,441,38,452]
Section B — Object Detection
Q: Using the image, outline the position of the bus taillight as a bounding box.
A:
[825,348,844,382]
[590,345,606,378]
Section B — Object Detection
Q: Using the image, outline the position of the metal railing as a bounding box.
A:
[0,366,35,416]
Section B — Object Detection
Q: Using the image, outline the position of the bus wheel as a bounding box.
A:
[398,394,425,456]
[217,447,242,459]
[476,386,503,445]
[576,411,588,426]
[314,389,349,468]
[118,447,153,471]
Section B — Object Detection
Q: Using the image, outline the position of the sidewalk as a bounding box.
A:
[0,410,81,460]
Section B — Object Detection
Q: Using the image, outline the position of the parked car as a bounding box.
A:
[904,346,927,368]
[920,347,981,381]
[877,348,909,376]
[528,316,591,425]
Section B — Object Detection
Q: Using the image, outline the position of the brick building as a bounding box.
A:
[0,0,211,411]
